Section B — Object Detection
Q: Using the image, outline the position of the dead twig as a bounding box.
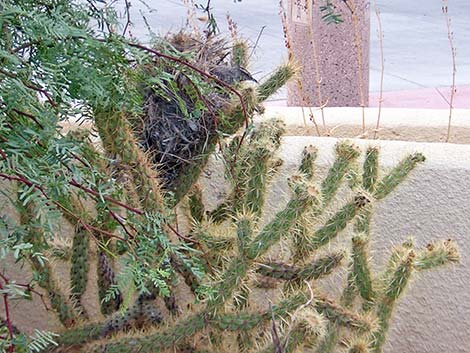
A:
[442,1,457,143]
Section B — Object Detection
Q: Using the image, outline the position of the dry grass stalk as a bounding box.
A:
[442,0,457,143]
[346,0,367,135]
[279,0,323,136]
[306,1,327,132]
[373,0,385,140]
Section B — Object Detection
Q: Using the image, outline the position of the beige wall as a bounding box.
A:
[2,111,470,352]
[200,134,470,353]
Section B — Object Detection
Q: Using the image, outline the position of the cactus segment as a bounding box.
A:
[257,63,297,103]
[315,295,375,333]
[299,145,318,181]
[315,322,339,353]
[232,40,249,68]
[362,147,380,192]
[188,185,205,224]
[372,250,415,352]
[373,153,425,200]
[306,194,370,254]
[246,182,319,260]
[351,235,375,310]
[97,251,122,315]
[347,338,372,353]
[321,142,361,206]
[414,239,460,271]
[70,224,90,316]
[257,252,344,282]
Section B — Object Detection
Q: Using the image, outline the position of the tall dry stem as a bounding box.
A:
[347,0,367,135]
[373,0,384,139]
[279,0,322,136]
[442,0,457,143]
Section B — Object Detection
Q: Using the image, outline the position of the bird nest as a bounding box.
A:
[138,31,254,193]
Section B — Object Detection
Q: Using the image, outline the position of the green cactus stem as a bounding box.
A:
[94,109,165,211]
[321,142,361,206]
[257,62,297,102]
[292,221,311,264]
[236,216,253,258]
[347,338,372,353]
[69,224,90,316]
[414,239,460,271]
[188,185,205,224]
[372,250,415,353]
[232,40,249,68]
[305,194,370,255]
[340,270,359,309]
[362,147,380,193]
[315,295,375,333]
[97,251,122,315]
[373,153,425,200]
[259,323,318,353]
[90,293,310,353]
[18,200,78,327]
[56,323,104,347]
[204,218,252,311]
[244,145,273,217]
[351,235,375,311]
[256,252,345,282]
[299,145,318,181]
[246,181,320,260]
[315,323,339,353]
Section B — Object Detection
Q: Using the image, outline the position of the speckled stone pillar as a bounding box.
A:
[287,0,370,107]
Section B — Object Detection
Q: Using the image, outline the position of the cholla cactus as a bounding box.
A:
[48,117,459,353]
[8,20,456,353]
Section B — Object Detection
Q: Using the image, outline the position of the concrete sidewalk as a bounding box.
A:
[125,0,470,108]
[265,85,470,109]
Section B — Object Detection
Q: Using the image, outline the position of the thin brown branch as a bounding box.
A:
[69,178,144,215]
[373,0,385,139]
[0,278,15,353]
[345,0,367,134]
[109,210,136,240]
[442,1,457,143]
[122,0,132,37]
[11,109,44,129]
[0,172,129,242]
[166,223,199,245]
[0,274,51,312]
[0,68,57,107]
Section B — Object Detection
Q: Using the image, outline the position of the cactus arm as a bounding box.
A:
[372,250,415,353]
[351,235,375,311]
[373,153,425,200]
[362,147,380,193]
[257,63,297,103]
[305,194,370,255]
[299,145,318,181]
[257,252,345,282]
[188,185,205,224]
[321,142,360,206]
[315,322,339,353]
[69,224,90,316]
[414,239,460,271]
[246,183,319,260]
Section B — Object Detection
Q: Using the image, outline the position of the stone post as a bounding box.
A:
[286,0,370,107]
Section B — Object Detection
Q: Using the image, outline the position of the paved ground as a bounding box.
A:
[124,0,470,107]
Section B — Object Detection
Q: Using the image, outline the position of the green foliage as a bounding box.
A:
[0,1,460,353]
[320,0,344,24]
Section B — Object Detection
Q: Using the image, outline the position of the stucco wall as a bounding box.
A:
[1,126,469,352]
[200,136,470,353]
